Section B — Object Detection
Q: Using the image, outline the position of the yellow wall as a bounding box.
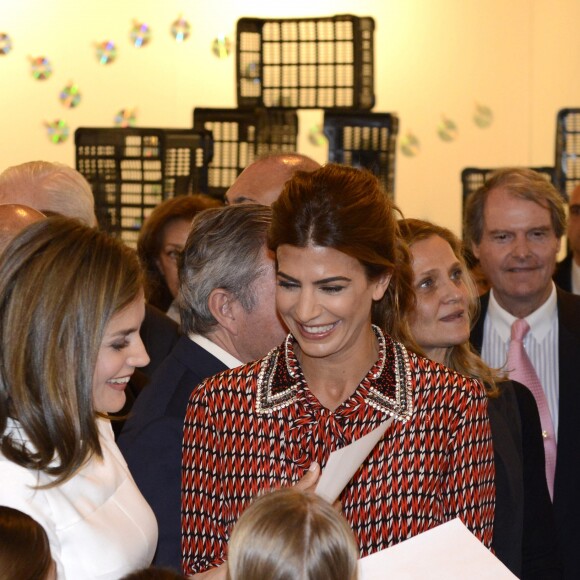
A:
[1,0,579,235]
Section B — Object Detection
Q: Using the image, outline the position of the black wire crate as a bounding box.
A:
[324,111,398,198]
[193,107,299,197]
[555,108,580,201]
[75,127,213,246]
[236,14,375,110]
[461,166,557,207]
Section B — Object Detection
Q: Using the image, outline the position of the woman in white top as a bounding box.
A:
[0,217,158,579]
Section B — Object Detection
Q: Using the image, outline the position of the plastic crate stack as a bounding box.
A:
[75,127,212,246]
[193,108,299,198]
[555,108,580,201]
[194,14,398,198]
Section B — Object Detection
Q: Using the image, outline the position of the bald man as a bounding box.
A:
[225,153,321,206]
[554,184,580,294]
[0,203,46,251]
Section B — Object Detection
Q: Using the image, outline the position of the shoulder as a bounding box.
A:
[409,350,486,397]
[187,352,271,406]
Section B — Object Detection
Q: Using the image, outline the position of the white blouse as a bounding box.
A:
[0,417,158,579]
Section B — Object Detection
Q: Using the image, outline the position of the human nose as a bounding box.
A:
[295,288,321,322]
[511,235,531,259]
[128,335,150,369]
[441,278,462,303]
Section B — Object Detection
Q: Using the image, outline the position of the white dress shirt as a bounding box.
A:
[481,284,559,437]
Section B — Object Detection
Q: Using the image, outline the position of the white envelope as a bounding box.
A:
[358,518,517,579]
[315,417,394,504]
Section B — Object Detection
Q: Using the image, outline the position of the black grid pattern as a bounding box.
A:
[193,107,298,197]
[75,127,212,246]
[555,108,580,201]
[236,15,375,110]
[324,111,398,198]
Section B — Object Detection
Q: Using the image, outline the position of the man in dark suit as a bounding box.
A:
[465,167,580,580]
[118,204,287,571]
[553,183,580,293]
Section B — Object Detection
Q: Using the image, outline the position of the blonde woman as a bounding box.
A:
[227,489,358,580]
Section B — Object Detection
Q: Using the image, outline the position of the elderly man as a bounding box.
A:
[0,161,97,226]
[225,153,320,206]
[554,183,580,293]
[0,203,46,249]
[118,204,291,571]
[466,167,580,580]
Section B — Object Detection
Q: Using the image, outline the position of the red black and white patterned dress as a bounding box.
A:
[181,327,495,575]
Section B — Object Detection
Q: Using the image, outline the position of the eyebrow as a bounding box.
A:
[277,271,352,284]
[107,327,140,339]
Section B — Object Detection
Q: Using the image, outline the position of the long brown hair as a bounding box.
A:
[0,217,143,486]
[399,218,502,396]
[268,163,418,347]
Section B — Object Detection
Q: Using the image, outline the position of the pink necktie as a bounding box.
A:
[506,318,557,500]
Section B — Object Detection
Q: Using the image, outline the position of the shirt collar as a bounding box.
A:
[255,326,413,421]
[488,283,557,341]
[188,333,244,369]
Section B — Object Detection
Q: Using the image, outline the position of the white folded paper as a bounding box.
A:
[358,518,517,579]
[315,417,394,504]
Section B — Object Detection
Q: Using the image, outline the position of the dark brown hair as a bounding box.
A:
[137,194,222,310]
[0,506,53,579]
[268,163,417,345]
[0,217,143,486]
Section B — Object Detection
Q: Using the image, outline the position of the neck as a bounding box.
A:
[422,346,448,365]
[297,327,379,411]
[492,285,552,319]
[205,327,246,363]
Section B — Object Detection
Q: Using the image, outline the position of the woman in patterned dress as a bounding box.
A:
[181,164,496,578]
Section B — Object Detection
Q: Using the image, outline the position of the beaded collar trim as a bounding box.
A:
[255,325,413,421]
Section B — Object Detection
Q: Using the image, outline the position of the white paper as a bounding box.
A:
[315,417,394,504]
[358,518,517,579]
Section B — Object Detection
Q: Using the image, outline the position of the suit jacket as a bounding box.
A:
[112,304,180,438]
[553,253,573,293]
[472,289,580,579]
[117,335,227,572]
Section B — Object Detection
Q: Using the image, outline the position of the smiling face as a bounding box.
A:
[92,293,150,413]
[275,244,390,365]
[409,235,471,363]
[155,217,192,298]
[472,187,561,317]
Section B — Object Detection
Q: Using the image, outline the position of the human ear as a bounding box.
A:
[372,272,392,301]
[207,288,238,333]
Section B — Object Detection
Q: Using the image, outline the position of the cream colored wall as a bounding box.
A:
[1,0,579,235]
